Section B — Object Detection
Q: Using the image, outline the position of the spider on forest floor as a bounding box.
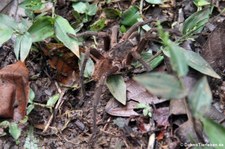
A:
[69,18,165,146]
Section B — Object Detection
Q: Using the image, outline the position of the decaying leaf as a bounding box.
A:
[202,20,225,71]
[0,61,29,121]
[153,107,170,127]
[41,43,80,85]
[105,98,139,117]
[126,79,166,104]
[105,79,166,117]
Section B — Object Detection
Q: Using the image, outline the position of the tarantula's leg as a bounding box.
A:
[79,48,91,105]
[110,25,119,47]
[68,32,111,51]
[131,49,151,72]
[90,66,119,146]
[121,19,155,41]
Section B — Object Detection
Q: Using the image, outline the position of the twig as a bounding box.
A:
[43,82,66,133]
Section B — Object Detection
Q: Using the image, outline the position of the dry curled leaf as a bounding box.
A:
[0,61,29,121]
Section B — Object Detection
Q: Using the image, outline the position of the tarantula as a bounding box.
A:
[69,18,159,144]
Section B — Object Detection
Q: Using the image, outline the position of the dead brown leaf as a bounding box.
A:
[202,20,225,71]
[0,61,29,121]
[127,79,166,104]
[41,43,80,85]
[105,99,139,117]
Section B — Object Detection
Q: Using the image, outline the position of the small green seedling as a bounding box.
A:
[136,103,153,117]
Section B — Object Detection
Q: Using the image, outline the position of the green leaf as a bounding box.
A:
[46,94,60,108]
[72,2,88,14]
[28,16,54,42]
[134,73,187,99]
[120,25,127,33]
[72,2,97,16]
[0,14,18,30]
[167,42,189,77]
[9,123,21,140]
[14,32,32,62]
[27,104,35,115]
[55,16,80,57]
[145,0,162,4]
[106,75,126,105]
[157,21,170,45]
[193,0,210,7]
[103,8,121,19]
[132,50,164,69]
[182,7,211,36]
[183,50,221,79]
[188,77,212,115]
[19,0,44,11]
[86,4,97,16]
[121,6,141,26]
[29,88,35,104]
[136,103,148,109]
[143,108,149,116]
[0,121,10,128]
[0,24,14,46]
[24,127,39,149]
[201,117,225,147]
[90,18,106,31]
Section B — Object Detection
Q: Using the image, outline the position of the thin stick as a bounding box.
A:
[43,82,66,133]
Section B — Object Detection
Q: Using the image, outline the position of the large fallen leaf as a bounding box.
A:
[55,16,80,57]
[0,61,29,121]
[134,73,187,99]
[106,75,126,105]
